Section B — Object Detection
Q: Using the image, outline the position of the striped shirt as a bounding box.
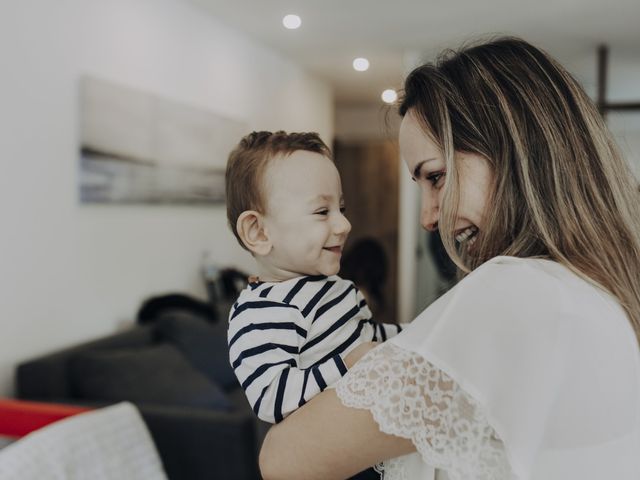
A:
[227,275,402,423]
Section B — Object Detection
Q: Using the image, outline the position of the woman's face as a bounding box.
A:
[398,109,492,248]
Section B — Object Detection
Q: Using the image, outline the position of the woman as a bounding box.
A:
[259,37,640,480]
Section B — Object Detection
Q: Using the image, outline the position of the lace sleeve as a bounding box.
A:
[335,342,514,480]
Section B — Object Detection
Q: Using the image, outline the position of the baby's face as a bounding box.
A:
[260,150,351,281]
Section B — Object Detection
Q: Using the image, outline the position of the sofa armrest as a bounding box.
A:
[137,404,261,480]
[0,398,92,438]
[16,326,154,399]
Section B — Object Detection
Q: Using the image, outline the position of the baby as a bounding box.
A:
[225,131,401,424]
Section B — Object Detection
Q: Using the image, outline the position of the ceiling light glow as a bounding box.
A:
[352,57,370,72]
[381,89,398,104]
[282,14,301,29]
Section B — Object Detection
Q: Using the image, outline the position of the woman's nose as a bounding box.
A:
[421,194,439,232]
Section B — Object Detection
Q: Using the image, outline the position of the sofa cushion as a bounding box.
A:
[154,313,239,391]
[69,344,232,410]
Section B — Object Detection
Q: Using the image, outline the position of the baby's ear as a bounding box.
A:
[236,211,272,256]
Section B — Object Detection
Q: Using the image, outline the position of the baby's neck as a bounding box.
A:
[255,260,306,283]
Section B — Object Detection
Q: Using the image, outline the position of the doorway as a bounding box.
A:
[334,140,399,325]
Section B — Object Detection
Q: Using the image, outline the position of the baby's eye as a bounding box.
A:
[340,206,346,214]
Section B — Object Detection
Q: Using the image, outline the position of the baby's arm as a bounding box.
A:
[353,285,403,341]
[375,322,402,341]
[228,302,348,423]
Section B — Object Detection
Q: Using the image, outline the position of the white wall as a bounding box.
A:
[334,104,400,143]
[0,0,333,396]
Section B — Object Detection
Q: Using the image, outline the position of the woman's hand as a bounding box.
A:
[343,341,379,368]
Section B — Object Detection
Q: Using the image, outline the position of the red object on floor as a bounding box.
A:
[0,398,92,438]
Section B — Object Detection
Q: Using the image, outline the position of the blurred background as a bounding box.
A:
[1,0,639,400]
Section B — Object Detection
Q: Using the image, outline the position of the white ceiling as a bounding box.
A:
[189,0,640,105]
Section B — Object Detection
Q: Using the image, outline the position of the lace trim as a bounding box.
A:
[335,342,513,480]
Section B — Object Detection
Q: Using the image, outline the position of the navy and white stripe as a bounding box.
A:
[227,275,401,423]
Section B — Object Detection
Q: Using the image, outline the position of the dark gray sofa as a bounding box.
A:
[16,319,268,480]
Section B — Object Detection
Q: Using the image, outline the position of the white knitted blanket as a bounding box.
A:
[0,402,167,480]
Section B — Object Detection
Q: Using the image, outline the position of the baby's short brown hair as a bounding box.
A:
[225,131,332,250]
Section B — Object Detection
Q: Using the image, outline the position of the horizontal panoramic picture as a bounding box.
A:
[79,76,247,205]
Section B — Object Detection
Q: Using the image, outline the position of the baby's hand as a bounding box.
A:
[344,341,379,369]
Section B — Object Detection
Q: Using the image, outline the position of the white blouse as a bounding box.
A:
[336,256,640,480]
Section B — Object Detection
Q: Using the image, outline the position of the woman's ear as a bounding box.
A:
[236,211,272,256]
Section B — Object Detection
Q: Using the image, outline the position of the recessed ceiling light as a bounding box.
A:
[352,57,370,72]
[381,89,398,104]
[282,14,301,29]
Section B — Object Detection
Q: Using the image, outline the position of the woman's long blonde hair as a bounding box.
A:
[399,37,640,343]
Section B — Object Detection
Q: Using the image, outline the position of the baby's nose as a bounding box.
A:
[334,213,351,236]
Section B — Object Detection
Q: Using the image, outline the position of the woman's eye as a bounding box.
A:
[426,172,445,187]
[315,209,329,216]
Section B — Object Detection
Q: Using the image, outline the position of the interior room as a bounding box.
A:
[1,0,639,478]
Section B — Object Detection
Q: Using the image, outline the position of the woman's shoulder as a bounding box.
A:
[469,255,569,283]
[467,256,627,318]
[458,256,568,303]
[462,255,603,307]
[396,255,623,351]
